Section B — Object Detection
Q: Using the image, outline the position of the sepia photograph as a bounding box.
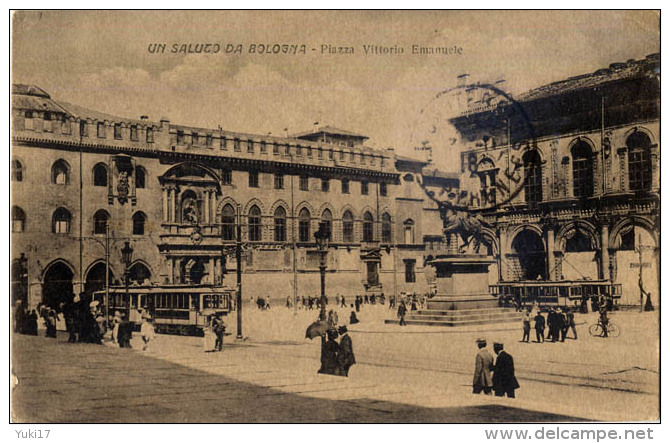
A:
[9,10,661,430]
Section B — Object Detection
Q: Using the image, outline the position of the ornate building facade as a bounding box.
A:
[11,85,449,310]
[448,54,660,306]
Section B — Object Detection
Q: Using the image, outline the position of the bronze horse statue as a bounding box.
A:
[439,203,491,254]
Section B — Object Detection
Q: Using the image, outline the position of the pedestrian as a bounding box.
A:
[140,315,156,351]
[26,309,39,335]
[397,300,407,326]
[318,329,343,376]
[389,295,396,309]
[340,295,346,308]
[286,296,291,309]
[555,308,566,342]
[338,326,356,377]
[349,310,360,324]
[546,308,554,342]
[111,311,122,345]
[598,304,609,338]
[364,295,369,305]
[45,309,57,338]
[411,293,418,311]
[327,309,339,328]
[472,338,494,395]
[14,300,26,333]
[492,342,520,398]
[213,315,226,351]
[354,296,361,313]
[266,294,272,310]
[335,294,340,307]
[522,310,531,343]
[534,310,545,343]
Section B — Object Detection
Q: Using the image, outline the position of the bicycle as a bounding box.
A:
[588,320,620,338]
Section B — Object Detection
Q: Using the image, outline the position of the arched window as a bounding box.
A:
[51,160,69,185]
[93,163,108,187]
[627,132,652,191]
[274,207,286,242]
[381,212,392,243]
[321,209,332,241]
[342,210,354,243]
[135,166,146,189]
[522,150,542,204]
[363,211,374,242]
[248,205,262,242]
[298,208,311,242]
[403,219,415,244]
[571,141,593,198]
[52,207,71,234]
[221,204,236,241]
[12,206,26,233]
[93,210,109,235]
[132,212,146,236]
[11,159,23,182]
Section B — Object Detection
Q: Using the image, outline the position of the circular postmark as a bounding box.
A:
[410,82,539,212]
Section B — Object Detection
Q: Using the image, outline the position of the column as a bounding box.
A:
[210,191,217,224]
[170,187,176,222]
[498,228,507,281]
[600,225,610,281]
[162,187,169,222]
[204,190,210,224]
[207,258,215,284]
[546,227,555,281]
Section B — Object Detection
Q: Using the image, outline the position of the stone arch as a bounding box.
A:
[129,260,153,285]
[41,259,76,309]
[270,199,290,216]
[609,216,658,249]
[623,125,656,145]
[507,224,544,252]
[509,227,546,281]
[84,260,116,298]
[215,196,239,222]
[162,162,222,189]
[318,202,338,219]
[340,204,357,220]
[556,220,600,252]
[567,136,597,153]
[359,205,375,221]
[244,198,266,216]
[479,226,499,256]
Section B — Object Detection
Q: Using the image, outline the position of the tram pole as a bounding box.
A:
[236,204,243,339]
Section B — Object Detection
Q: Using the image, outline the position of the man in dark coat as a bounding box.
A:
[492,342,520,398]
[354,296,361,313]
[397,300,408,326]
[546,308,554,342]
[318,329,343,376]
[564,309,577,340]
[213,314,226,351]
[338,326,355,376]
[534,310,545,343]
[554,308,566,342]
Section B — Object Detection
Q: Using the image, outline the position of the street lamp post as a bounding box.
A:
[314,222,330,321]
[236,204,243,339]
[120,241,134,321]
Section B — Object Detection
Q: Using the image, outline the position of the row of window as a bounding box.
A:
[23,111,155,143]
[11,206,146,236]
[173,132,384,166]
[233,170,386,195]
[11,159,147,189]
[219,204,415,244]
[510,132,654,204]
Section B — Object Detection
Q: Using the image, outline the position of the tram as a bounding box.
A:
[489,280,622,311]
[92,285,234,336]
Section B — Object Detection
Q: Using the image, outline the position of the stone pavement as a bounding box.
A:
[11,305,659,423]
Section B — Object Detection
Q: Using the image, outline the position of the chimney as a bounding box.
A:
[140,115,149,121]
[313,122,319,133]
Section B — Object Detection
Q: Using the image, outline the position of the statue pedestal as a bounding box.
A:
[427,255,498,310]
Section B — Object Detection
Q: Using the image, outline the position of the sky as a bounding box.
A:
[11,10,659,171]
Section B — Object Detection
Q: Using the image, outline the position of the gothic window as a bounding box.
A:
[342,210,354,243]
[363,211,374,242]
[132,212,146,235]
[299,208,311,242]
[381,212,392,243]
[571,141,594,198]
[51,160,69,185]
[403,219,415,244]
[321,209,332,241]
[248,205,262,242]
[93,210,109,235]
[11,159,23,182]
[221,204,236,241]
[52,207,71,234]
[627,132,652,192]
[135,166,146,189]
[93,163,108,187]
[12,206,25,233]
[523,150,542,204]
[274,207,287,242]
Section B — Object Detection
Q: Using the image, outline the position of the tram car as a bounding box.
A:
[93,285,234,336]
[489,280,622,311]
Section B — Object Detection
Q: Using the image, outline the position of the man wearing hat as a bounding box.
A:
[473,338,494,395]
[337,326,355,376]
[492,342,520,398]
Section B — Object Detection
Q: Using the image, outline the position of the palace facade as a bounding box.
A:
[11,85,453,310]
[448,54,660,306]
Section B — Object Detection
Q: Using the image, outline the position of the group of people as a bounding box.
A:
[521,307,578,343]
[318,325,356,377]
[473,338,520,398]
